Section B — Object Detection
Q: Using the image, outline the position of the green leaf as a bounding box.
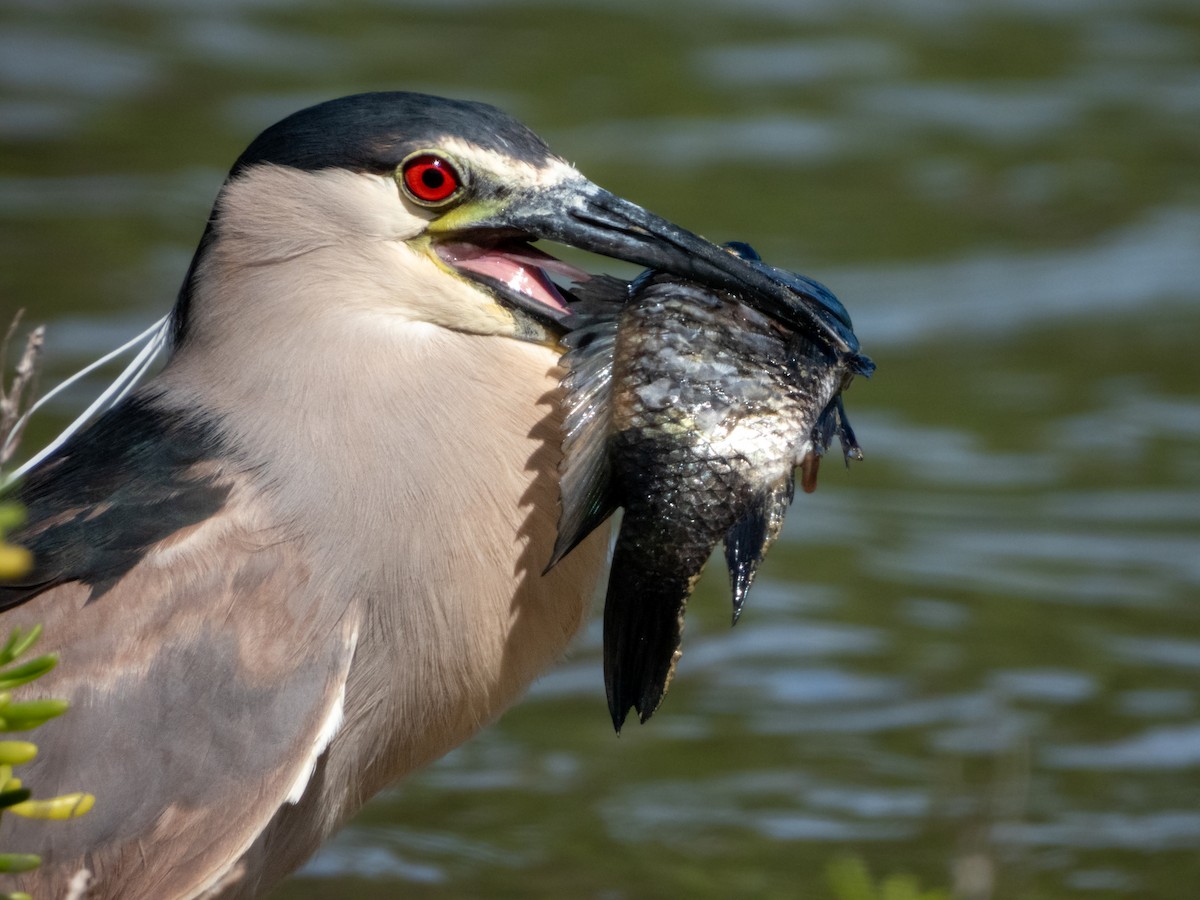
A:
[0,742,36,766]
[880,874,924,900]
[9,792,94,820]
[0,626,42,668]
[0,503,25,533]
[0,654,58,692]
[0,853,40,873]
[0,699,69,731]
[827,855,878,900]
[0,547,31,583]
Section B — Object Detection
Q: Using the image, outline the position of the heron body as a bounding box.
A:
[0,92,851,898]
[3,335,605,897]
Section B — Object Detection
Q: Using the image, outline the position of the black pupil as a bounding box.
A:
[422,168,445,190]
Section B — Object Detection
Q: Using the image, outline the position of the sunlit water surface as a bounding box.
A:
[1,2,1198,898]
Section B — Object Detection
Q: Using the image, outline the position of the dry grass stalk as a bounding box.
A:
[0,311,45,469]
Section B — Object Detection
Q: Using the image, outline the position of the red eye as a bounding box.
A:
[401,154,461,204]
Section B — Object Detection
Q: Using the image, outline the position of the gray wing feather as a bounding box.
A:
[0,484,358,900]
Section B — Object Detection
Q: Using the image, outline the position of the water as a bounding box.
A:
[1,1,1198,897]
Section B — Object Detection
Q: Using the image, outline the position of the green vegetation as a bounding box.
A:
[0,507,29,585]
[0,318,93,898]
[0,511,95,900]
[826,855,949,900]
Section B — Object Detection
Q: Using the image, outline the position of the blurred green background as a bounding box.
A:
[2,1,1199,897]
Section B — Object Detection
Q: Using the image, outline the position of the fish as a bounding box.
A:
[548,243,873,732]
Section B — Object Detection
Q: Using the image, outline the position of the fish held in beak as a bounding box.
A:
[546,245,869,733]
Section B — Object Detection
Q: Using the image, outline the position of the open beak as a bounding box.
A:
[434,238,586,331]
[464,176,867,362]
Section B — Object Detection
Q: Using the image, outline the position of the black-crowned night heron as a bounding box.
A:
[0,92,844,899]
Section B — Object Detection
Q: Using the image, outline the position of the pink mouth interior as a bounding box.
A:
[437,242,590,314]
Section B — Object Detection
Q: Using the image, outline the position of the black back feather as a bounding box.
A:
[0,395,230,611]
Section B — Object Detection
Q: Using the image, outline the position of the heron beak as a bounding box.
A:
[471,177,865,360]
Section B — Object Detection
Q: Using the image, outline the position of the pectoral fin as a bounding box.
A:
[813,394,864,465]
[548,297,622,570]
[833,396,864,463]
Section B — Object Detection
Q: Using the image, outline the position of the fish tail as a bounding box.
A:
[603,537,703,733]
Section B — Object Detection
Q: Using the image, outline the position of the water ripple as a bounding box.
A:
[0,27,157,96]
[553,115,843,167]
[996,810,1200,849]
[696,38,906,86]
[1045,723,1200,770]
[837,207,1200,348]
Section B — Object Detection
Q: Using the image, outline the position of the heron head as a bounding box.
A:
[173,92,860,357]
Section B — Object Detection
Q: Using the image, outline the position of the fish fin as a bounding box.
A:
[848,353,876,377]
[812,393,864,466]
[603,534,708,732]
[568,274,630,309]
[547,304,621,571]
[724,480,796,625]
[603,577,690,732]
[834,396,864,463]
